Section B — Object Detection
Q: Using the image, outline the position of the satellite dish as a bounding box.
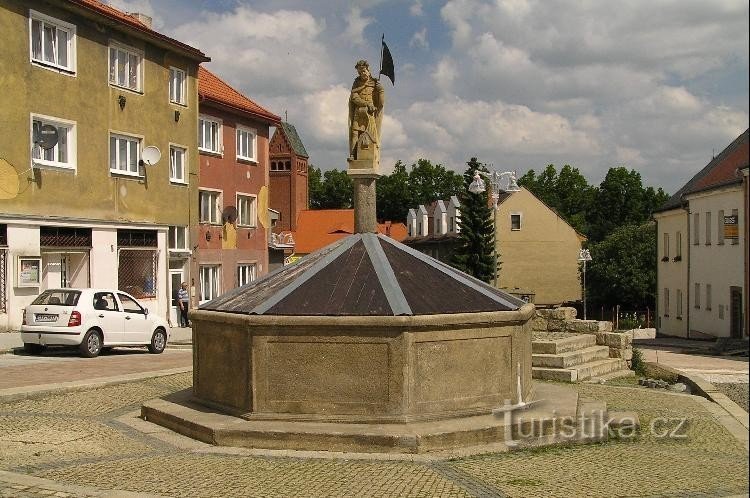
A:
[33,124,59,150]
[0,158,20,200]
[141,146,161,166]
[222,206,238,224]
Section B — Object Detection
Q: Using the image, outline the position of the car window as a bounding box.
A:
[118,293,145,314]
[32,290,81,306]
[93,292,119,311]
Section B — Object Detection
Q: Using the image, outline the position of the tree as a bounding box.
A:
[407,159,464,208]
[586,223,657,311]
[587,167,650,242]
[308,168,353,209]
[376,160,411,221]
[450,158,495,283]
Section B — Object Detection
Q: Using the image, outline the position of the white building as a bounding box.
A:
[654,129,748,338]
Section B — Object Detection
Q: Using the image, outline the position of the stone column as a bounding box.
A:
[353,175,378,233]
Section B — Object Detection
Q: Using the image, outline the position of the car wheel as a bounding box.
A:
[23,343,44,355]
[148,328,167,354]
[79,329,102,358]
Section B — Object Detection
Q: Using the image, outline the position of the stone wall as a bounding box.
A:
[533,307,632,362]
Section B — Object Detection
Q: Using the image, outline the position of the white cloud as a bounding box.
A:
[410,1,424,17]
[341,7,373,47]
[409,28,428,50]
[171,7,332,97]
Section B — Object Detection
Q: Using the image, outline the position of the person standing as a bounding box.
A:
[177,282,190,327]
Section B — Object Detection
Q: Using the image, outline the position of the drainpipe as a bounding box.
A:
[682,198,690,339]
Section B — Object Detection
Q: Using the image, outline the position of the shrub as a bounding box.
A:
[630,347,646,375]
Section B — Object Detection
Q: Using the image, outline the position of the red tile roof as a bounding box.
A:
[70,0,208,61]
[199,67,281,125]
[292,210,407,254]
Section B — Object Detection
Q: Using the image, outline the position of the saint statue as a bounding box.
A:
[348,60,384,160]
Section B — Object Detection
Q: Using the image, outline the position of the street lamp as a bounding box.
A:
[578,248,592,320]
[469,168,520,287]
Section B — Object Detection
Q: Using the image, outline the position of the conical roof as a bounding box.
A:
[203,234,525,316]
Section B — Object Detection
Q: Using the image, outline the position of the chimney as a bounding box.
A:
[129,12,153,29]
[385,221,392,237]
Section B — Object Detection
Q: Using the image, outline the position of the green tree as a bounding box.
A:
[407,159,464,207]
[450,158,495,283]
[309,168,353,209]
[586,223,657,311]
[376,160,411,221]
[587,167,650,242]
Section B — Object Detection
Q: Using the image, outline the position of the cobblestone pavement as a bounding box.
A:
[715,383,750,411]
[1,374,748,497]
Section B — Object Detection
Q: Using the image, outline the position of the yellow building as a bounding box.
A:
[0,0,209,330]
[495,188,584,306]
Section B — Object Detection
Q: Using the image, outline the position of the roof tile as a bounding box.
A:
[292,210,407,254]
[198,67,280,124]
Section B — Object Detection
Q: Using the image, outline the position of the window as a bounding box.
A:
[706,284,712,311]
[199,265,220,303]
[199,116,221,153]
[169,67,186,105]
[109,134,141,176]
[237,194,257,227]
[31,115,75,169]
[510,213,522,230]
[694,283,700,308]
[236,126,257,162]
[693,213,699,244]
[449,216,454,233]
[676,231,682,259]
[270,161,291,171]
[29,11,76,73]
[663,233,669,259]
[237,263,257,287]
[705,212,711,245]
[169,145,186,183]
[676,289,682,318]
[663,288,670,316]
[718,210,725,245]
[730,209,739,245]
[118,292,145,314]
[118,249,157,298]
[93,292,118,311]
[199,190,221,224]
[169,226,188,251]
[109,43,142,91]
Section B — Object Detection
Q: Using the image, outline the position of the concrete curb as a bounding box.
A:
[645,361,749,432]
[0,366,193,402]
[0,470,166,497]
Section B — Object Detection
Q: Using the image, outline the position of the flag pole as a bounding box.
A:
[378,33,384,81]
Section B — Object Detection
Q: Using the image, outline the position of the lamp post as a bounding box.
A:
[578,248,592,320]
[469,168,520,287]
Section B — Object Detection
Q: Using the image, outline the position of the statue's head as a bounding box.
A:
[355,60,371,78]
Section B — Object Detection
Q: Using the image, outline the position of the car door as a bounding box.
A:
[117,292,150,343]
[91,291,124,344]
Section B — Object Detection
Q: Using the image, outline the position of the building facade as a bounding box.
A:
[269,122,309,233]
[0,0,208,330]
[195,67,280,305]
[654,129,748,338]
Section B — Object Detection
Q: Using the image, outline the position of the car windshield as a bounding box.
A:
[32,290,81,306]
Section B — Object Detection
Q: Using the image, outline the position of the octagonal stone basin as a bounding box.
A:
[190,304,534,423]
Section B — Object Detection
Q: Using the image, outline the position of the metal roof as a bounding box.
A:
[200,233,525,316]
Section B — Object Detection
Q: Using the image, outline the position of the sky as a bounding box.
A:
[109,0,748,194]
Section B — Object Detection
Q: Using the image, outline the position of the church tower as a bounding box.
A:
[269,122,309,233]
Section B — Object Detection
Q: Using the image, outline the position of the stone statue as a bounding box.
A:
[348,60,384,160]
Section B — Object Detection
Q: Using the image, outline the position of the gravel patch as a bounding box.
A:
[714,383,749,411]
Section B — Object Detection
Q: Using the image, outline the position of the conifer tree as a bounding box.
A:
[450,158,495,283]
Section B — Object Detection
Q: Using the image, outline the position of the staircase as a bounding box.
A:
[532,333,633,382]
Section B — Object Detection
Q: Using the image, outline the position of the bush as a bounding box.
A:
[630,347,646,375]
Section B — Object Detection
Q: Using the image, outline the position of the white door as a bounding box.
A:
[118,292,150,343]
[169,269,184,326]
[92,291,124,344]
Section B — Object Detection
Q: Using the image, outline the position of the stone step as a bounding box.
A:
[532,345,610,368]
[532,334,596,354]
[532,358,629,383]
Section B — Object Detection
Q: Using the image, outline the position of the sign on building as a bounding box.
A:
[724,215,739,240]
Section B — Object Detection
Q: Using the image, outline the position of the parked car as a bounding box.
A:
[21,288,169,358]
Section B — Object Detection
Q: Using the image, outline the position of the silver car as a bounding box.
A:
[21,288,170,358]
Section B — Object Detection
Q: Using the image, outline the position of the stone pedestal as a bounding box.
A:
[352,175,378,233]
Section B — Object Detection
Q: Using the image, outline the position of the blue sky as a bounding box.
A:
[110,0,748,194]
